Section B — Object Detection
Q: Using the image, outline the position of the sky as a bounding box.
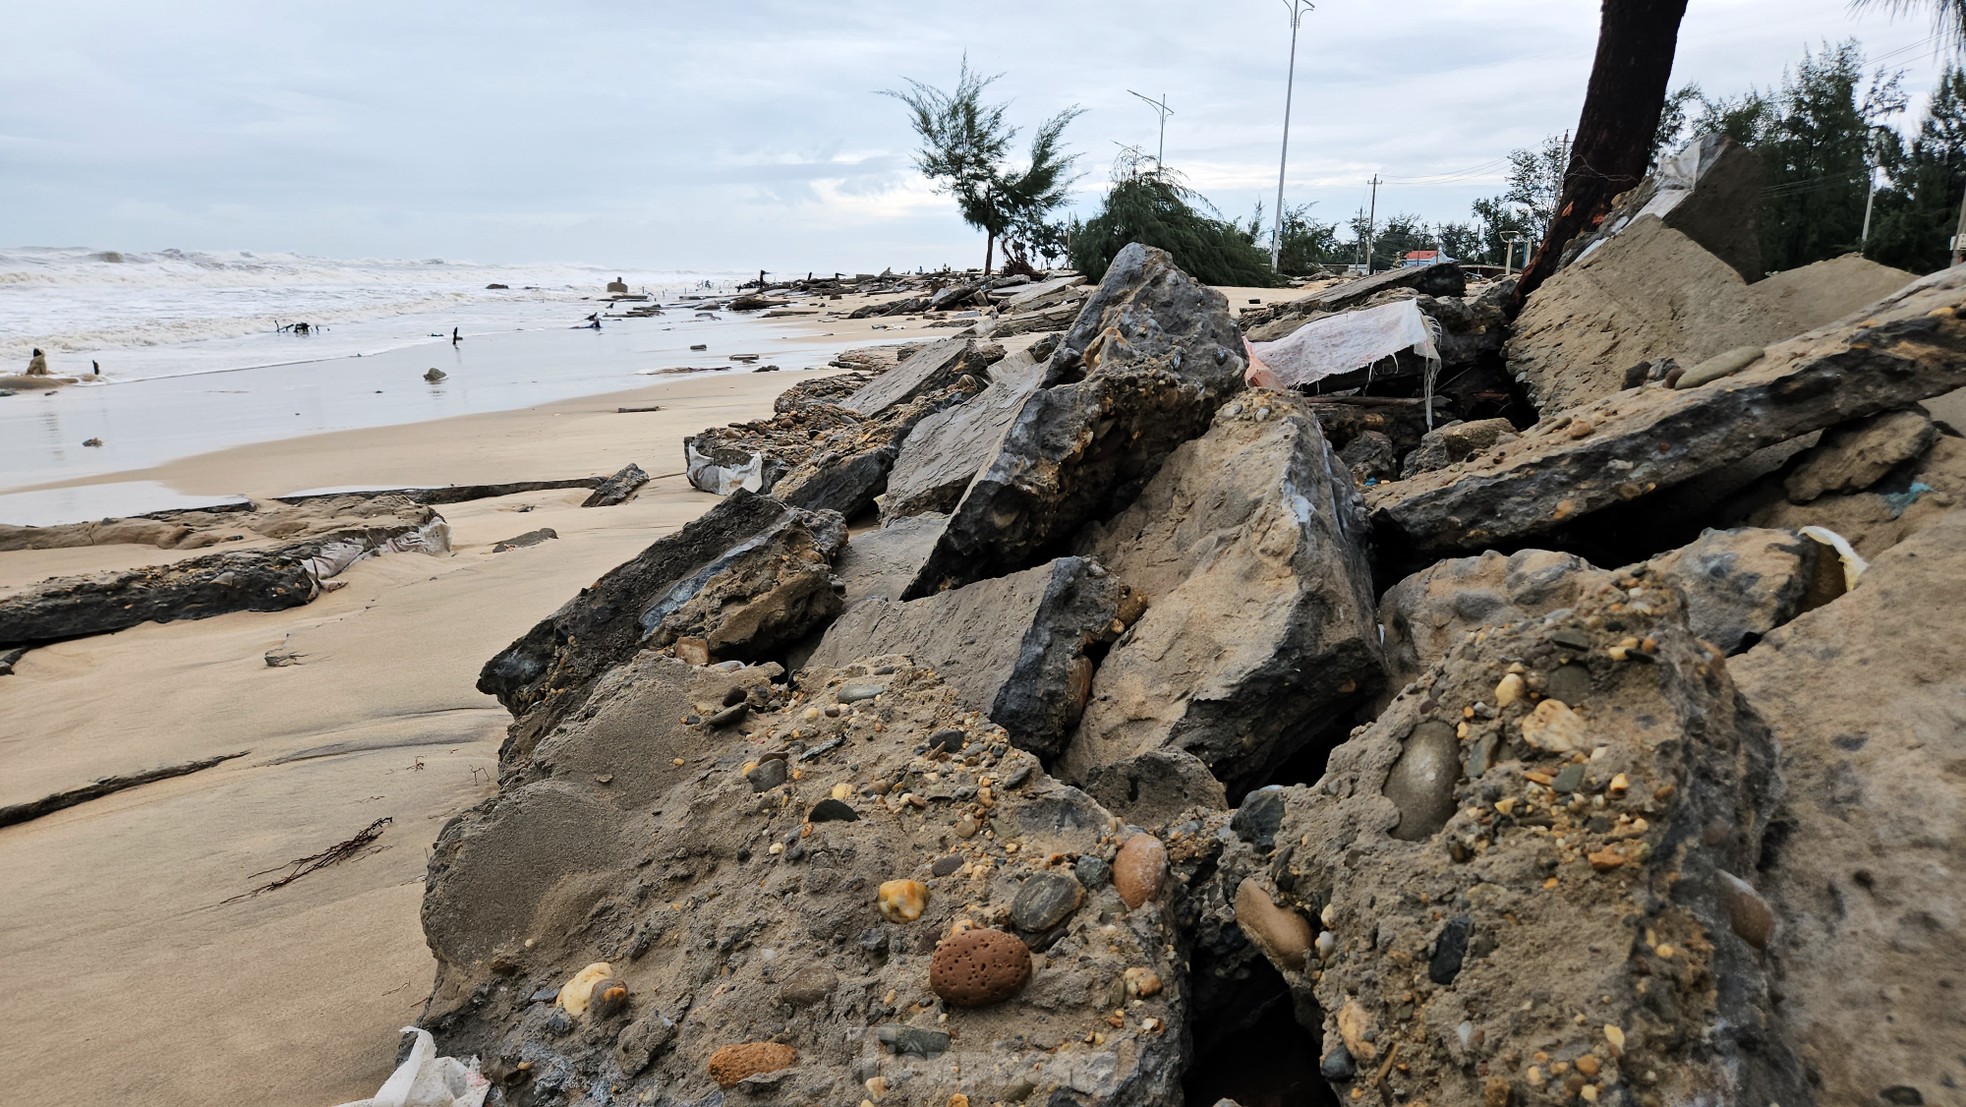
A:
[1,0,1958,274]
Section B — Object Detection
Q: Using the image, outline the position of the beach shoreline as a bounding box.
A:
[0,360,829,1106]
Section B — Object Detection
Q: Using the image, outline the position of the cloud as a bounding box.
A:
[0,0,1953,272]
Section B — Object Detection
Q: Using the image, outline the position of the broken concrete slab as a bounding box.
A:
[879,349,1046,522]
[1735,433,1966,558]
[1731,510,1966,1107]
[1641,526,1825,653]
[837,337,974,416]
[1370,266,1966,559]
[830,513,948,606]
[1062,394,1381,792]
[1399,417,1518,479]
[1247,578,1803,1107]
[422,656,1189,1107]
[906,244,1248,596]
[1560,133,1765,281]
[0,504,449,649]
[476,491,845,758]
[1508,216,1917,417]
[770,377,988,517]
[1783,407,1935,503]
[1377,549,1611,698]
[685,346,1001,515]
[803,557,1124,759]
[581,462,649,507]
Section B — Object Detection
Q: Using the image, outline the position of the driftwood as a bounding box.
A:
[0,751,248,829]
[222,816,391,904]
[276,477,602,507]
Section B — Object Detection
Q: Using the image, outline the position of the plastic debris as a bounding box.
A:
[1798,525,1869,590]
[334,1026,489,1107]
[1245,299,1445,427]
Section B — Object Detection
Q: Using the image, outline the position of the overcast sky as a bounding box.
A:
[1,0,1955,274]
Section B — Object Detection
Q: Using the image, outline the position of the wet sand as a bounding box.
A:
[0,369,829,1106]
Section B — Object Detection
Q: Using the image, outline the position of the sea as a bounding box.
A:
[0,246,741,381]
[0,247,856,524]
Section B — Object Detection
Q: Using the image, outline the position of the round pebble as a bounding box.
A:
[556,961,614,1017]
[588,977,630,1019]
[1384,720,1460,841]
[1009,872,1083,933]
[808,798,859,823]
[746,758,787,792]
[837,683,884,703]
[877,879,928,923]
[929,927,1031,1007]
[1112,833,1167,909]
[1234,878,1314,970]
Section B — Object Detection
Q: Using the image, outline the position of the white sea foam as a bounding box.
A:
[0,245,743,379]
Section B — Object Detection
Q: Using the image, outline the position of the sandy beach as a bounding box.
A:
[0,368,829,1105]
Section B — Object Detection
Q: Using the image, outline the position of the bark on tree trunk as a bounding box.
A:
[984,234,996,277]
[1506,0,1690,318]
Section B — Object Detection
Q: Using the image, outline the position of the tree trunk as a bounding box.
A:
[983,234,995,277]
[1506,0,1690,318]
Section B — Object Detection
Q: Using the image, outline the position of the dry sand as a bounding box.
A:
[0,369,835,1105]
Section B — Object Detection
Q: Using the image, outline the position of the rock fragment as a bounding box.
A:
[1731,511,1966,1105]
[805,557,1124,758]
[1064,392,1380,791]
[1783,407,1935,503]
[908,243,1248,595]
[1245,578,1805,1106]
[1374,266,1966,556]
[476,491,843,757]
[708,1041,796,1087]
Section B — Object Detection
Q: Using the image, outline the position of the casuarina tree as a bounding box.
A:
[1507,0,1691,317]
[884,59,1082,275]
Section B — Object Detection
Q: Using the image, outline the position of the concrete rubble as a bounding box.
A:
[421,144,1966,1106]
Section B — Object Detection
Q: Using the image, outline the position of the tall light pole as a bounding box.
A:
[1127,90,1174,172]
[1271,0,1316,271]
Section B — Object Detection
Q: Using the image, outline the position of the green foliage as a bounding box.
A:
[1276,202,1343,275]
[1471,196,1539,266]
[1868,66,1966,271]
[1698,39,1909,271]
[1068,160,1280,286]
[883,59,1082,273]
[1652,85,1705,164]
[1502,135,1570,240]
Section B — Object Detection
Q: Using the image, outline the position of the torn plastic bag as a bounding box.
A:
[1245,298,1444,426]
[334,1026,489,1107]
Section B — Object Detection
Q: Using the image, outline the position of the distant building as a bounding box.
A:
[1401,249,1455,267]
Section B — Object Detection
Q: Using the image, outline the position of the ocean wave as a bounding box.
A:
[0,246,743,371]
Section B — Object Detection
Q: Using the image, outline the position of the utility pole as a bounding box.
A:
[1502,231,1523,277]
[1364,174,1381,273]
[1127,90,1174,172]
[1954,192,1966,266]
[1271,0,1316,271]
[1861,165,1878,253]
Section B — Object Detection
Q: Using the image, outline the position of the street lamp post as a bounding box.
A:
[1127,90,1174,173]
[1271,0,1316,272]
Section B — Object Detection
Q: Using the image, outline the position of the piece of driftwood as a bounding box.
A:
[0,750,249,829]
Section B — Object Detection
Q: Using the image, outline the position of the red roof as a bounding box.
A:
[1405,250,1439,261]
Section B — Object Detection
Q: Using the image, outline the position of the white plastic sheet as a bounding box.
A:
[334,1027,489,1107]
[1245,299,1445,427]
